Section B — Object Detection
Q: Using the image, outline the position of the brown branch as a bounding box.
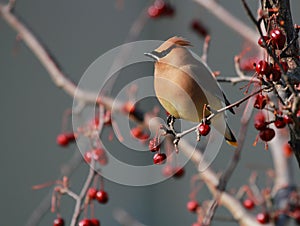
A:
[201,95,256,224]
[0,2,279,226]
[218,96,255,191]
[0,3,110,105]
[178,139,273,226]
[70,160,96,226]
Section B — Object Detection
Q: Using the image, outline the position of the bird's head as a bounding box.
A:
[144,36,191,62]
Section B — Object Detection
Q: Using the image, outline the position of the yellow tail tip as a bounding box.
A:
[226,140,238,147]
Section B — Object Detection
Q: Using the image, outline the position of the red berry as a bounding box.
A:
[78,219,92,226]
[131,127,143,139]
[173,167,185,178]
[198,123,210,136]
[259,128,275,142]
[270,28,286,50]
[90,218,100,226]
[254,112,267,130]
[258,36,269,47]
[187,200,199,212]
[53,218,65,226]
[243,199,255,210]
[153,153,167,164]
[255,60,271,76]
[96,190,109,204]
[148,5,160,18]
[84,151,92,163]
[87,187,97,200]
[268,67,281,82]
[283,115,293,124]
[56,134,69,146]
[149,138,160,152]
[256,212,270,224]
[254,94,268,109]
[274,117,286,128]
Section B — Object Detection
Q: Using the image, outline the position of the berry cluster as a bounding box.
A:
[148,0,175,18]
[248,23,299,146]
[254,59,288,82]
[254,109,292,143]
[87,187,109,204]
[258,28,286,50]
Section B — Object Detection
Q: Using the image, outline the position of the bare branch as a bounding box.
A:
[178,139,273,226]
[70,160,96,226]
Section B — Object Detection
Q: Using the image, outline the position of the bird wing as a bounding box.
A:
[179,51,234,114]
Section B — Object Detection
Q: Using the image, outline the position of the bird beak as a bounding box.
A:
[144,51,160,61]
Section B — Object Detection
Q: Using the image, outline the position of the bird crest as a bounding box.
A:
[155,36,191,53]
[167,36,191,47]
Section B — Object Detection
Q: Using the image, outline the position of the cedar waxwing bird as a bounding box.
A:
[145,36,237,146]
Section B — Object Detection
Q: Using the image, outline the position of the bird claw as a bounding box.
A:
[166,115,177,135]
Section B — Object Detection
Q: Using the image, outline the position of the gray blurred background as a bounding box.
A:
[1,0,300,225]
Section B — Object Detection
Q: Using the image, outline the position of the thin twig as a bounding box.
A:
[202,199,218,226]
[201,96,256,224]
[178,139,272,226]
[70,160,96,226]
[218,94,255,192]
[217,76,256,84]
[174,87,266,141]
[201,35,211,63]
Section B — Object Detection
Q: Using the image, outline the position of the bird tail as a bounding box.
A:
[224,123,238,147]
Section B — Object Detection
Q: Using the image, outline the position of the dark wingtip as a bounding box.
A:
[223,92,235,114]
[225,123,237,147]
